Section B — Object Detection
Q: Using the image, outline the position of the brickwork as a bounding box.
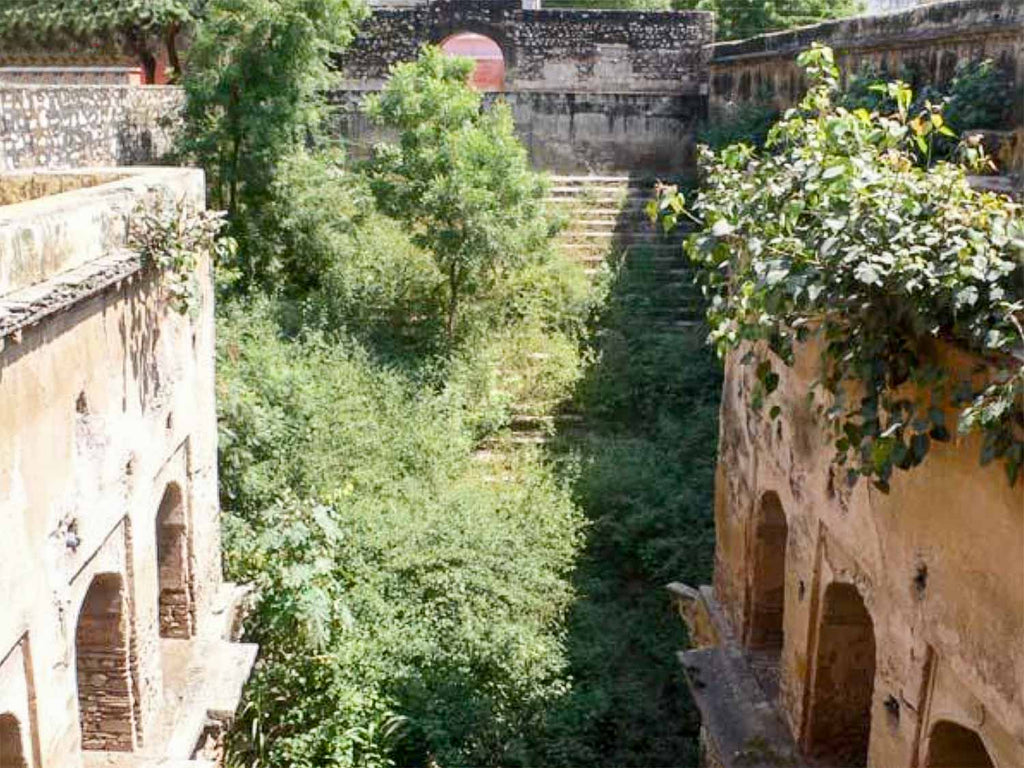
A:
[157,484,195,640]
[75,574,138,752]
[0,714,27,768]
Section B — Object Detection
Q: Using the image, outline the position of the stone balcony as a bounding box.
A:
[667,583,804,768]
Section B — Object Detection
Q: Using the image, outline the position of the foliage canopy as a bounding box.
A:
[0,0,195,78]
[655,44,1024,489]
[176,0,366,290]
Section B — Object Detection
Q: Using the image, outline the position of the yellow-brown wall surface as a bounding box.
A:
[0,168,223,767]
[714,342,1024,768]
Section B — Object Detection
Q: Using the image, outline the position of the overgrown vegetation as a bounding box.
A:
[525,249,720,767]
[176,0,366,290]
[219,302,586,768]
[545,0,862,34]
[655,44,1024,489]
[177,0,721,753]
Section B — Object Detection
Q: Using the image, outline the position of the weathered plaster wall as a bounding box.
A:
[713,342,1024,767]
[330,88,704,173]
[336,0,713,93]
[707,0,1024,124]
[0,169,224,766]
[0,86,183,171]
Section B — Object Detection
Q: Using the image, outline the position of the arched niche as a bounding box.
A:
[747,490,788,652]
[440,32,506,91]
[75,573,137,751]
[805,581,876,767]
[156,482,195,639]
[0,713,27,768]
[926,721,995,768]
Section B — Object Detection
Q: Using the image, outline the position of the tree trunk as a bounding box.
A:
[446,263,460,341]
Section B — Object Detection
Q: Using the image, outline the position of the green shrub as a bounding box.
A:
[945,58,1013,131]
[655,44,1024,489]
[700,101,780,150]
[218,300,586,768]
[363,47,556,341]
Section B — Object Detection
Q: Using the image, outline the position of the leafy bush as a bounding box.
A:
[219,301,586,768]
[682,0,861,41]
[177,0,365,289]
[699,101,780,151]
[655,44,1024,488]
[945,58,1013,131]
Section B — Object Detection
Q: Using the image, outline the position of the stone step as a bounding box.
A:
[548,191,651,202]
[549,174,651,185]
[651,319,704,332]
[584,266,694,278]
[510,413,584,429]
[560,232,683,245]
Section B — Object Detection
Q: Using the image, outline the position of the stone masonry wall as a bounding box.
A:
[336,0,713,93]
[0,86,183,170]
[330,88,704,174]
[707,0,1024,124]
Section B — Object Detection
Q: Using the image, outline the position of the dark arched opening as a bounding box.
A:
[805,582,876,767]
[0,714,27,768]
[76,573,137,751]
[440,33,506,91]
[156,483,194,639]
[926,721,995,768]
[747,491,788,650]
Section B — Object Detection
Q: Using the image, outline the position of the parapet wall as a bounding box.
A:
[336,0,713,93]
[0,85,182,170]
[707,0,1024,122]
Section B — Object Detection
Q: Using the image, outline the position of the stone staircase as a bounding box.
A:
[547,174,703,334]
[476,175,704,457]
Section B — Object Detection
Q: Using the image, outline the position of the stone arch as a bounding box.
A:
[0,713,27,768]
[804,581,876,767]
[440,31,507,91]
[926,721,995,768]
[75,573,138,751]
[746,490,788,651]
[156,482,194,639]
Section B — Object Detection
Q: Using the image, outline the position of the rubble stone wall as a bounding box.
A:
[330,88,704,173]
[336,0,713,93]
[707,0,1024,124]
[0,86,183,170]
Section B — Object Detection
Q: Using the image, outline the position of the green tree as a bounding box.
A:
[363,47,553,341]
[176,0,366,289]
[684,0,862,40]
[0,0,196,80]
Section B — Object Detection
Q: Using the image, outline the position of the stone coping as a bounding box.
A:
[0,166,204,298]
[708,0,1022,62]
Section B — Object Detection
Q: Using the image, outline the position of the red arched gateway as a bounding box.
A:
[440,33,505,91]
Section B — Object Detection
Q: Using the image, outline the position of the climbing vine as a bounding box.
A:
[129,200,234,315]
[653,45,1024,489]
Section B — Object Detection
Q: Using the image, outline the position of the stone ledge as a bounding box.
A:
[670,584,803,768]
[0,247,144,349]
[83,582,257,768]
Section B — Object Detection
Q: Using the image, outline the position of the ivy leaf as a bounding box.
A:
[854,262,882,286]
[711,219,736,237]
